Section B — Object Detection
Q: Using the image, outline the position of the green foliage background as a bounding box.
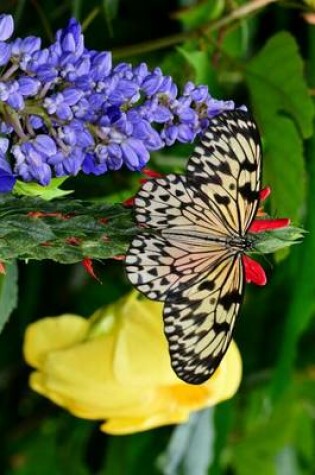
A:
[0,0,314,473]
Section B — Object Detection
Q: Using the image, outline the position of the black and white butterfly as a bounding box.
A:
[126,110,262,384]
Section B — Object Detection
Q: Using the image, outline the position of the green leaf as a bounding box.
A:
[0,261,18,334]
[0,196,135,263]
[175,0,225,29]
[245,32,314,222]
[7,415,93,475]
[230,389,300,475]
[102,0,119,20]
[158,409,214,475]
[252,226,306,254]
[102,0,120,37]
[178,48,217,87]
[13,177,73,201]
[270,125,315,400]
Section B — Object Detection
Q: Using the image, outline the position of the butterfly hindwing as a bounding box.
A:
[126,232,234,301]
[164,253,244,384]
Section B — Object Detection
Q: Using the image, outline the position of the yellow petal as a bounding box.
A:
[113,294,180,386]
[100,410,189,435]
[24,291,243,435]
[23,315,88,369]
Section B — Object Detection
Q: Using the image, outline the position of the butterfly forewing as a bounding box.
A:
[134,175,231,238]
[126,110,262,384]
[187,110,261,235]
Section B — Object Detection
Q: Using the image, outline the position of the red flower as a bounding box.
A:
[243,187,290,286]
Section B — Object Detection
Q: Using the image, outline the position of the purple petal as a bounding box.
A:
[0,168,16,192]
[56,103,73,120]
[141,74,163,96]
[34,135,57,156]
[177,124,195,143]
[0,137,9,155]
[151,105,172,123]
[62,88,83,106]
[92,52,112,79]
[0,14,14,41]
[18,77,40,96]
[121,138,149,170]
[7,92,24,110]
[0,42,11,66]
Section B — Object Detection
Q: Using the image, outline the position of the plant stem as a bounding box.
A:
[112,0,280,59]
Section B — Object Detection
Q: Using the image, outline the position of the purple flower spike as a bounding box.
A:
[0,15,239,189]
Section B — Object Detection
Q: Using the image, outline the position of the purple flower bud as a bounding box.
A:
[16,144,52,185]
[178,107,197,124]
[56,103,73,120]
[7,92,24,110]
[190,85,208,103]
[177,124,195,143]
[0,136,15,193]
[106,105,121,123]
[0,82,9,101]
[29,115,44,130]
[0,137,9,155]
[121,138,149,170]
[91,52,112,79]
[88,93,105,111]
[0,14,14,41]
[62,88,83,106]
[57,18,84,57]
[0,121,13,134]
[113,62,131,77]
[62,148,84,175]
[141,73,163,96]
[18,77,40,96]
[115,79,139,99]
[207,98,235,117]
[0,42,11,66]
[133,63,149,83]
[33,135,57,156]
[31,160,51,185]
[151,105,172,123]
[0,159,16,192]
[159,76,177,99]
[161,125,178,146]
[12,36,41,56]
[82,153,108,175]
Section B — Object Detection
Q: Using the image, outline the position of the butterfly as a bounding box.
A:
[125,109,262,384]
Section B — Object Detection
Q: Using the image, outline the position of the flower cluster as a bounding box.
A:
[0,14,236,192]
[23,291,242,434]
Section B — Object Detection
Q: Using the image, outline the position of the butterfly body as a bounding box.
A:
[126,110,262,384]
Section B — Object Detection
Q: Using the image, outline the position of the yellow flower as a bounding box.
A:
[23,291,242,435]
